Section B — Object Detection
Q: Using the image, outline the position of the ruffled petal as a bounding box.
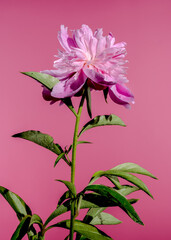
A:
[89,37,97,60]
[105,33,115,48]
[94,28,103,39]
[41,70,74,81]
[51,70,87,98]
[83,68,115,86]
[73,24,93,52]
[58,25,76,52]
[109,83,134,108]
[94,28,106,56]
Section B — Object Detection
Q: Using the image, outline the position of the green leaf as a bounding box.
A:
[82,207,106,226]
[12,130,69,166]
[11,215,31,240]
[82,193,119,207]
[47,220,112,240]
[83,207,121,226]
[67,141,92,154]
[54,153,66,167]
[56,180,77,197]
[79,237,90,240]
[62,98,77,117]
[57,190,70,207]
[84,185,143,225]
[90,170,153,198]
[21,72,59,90]
[79,114,126,136]
[77,141,92,145]
[29,214,43,230]
[85,86,92,118]
[44,196,109,227]
[90,212,122,225]
[116,185,139,196]
[12,130,61,155]
[31,235,45,240]
[105,176,122,189]
[77,185,139,240]
[0,186,32,220]
[82,189,138,224]
[64,235,69,240]
[0,187,37,239]
[83,193,138,208]
[44,191,137,227]
[112,162,157,179]
[44,201,70,226]
[114,172,153,198]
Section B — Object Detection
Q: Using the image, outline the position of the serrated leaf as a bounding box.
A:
[90,212,122,225]
[47,220,112,240]
[0,186,32,220]
[79,114,126,136]
[12,130,69,165]
[85,185,143,225]
[112,162,157,179]
[11,215,31,240]
[21,72,59,90]
[56,180,77,197]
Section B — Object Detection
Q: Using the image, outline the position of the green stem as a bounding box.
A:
[70,94,85,240]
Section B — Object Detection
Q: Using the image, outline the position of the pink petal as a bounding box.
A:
[41,69,73,80]
[96,37,106,56]
[73,24,93,52]
[42,87,59,104]
[105,33,115,48]
[94,28,103,39]
[87,79,106,90]
[83,68,114,86]
[89,37,97,60]
[58,25,76,52]
[51,70,87,98]
[81,24,93,41]
[109,83,134,108]
[94,28,106,56]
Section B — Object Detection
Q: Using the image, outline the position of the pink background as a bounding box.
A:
[0,0,171,239]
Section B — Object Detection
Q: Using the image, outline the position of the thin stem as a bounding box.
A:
[70,94,85,240]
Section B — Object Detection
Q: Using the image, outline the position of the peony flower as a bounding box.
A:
[42,25,134,108]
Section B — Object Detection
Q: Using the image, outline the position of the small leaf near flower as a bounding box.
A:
[21,72,59,90]
[79,114,126,136]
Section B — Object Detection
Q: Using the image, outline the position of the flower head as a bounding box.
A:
[42,25,134,107]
